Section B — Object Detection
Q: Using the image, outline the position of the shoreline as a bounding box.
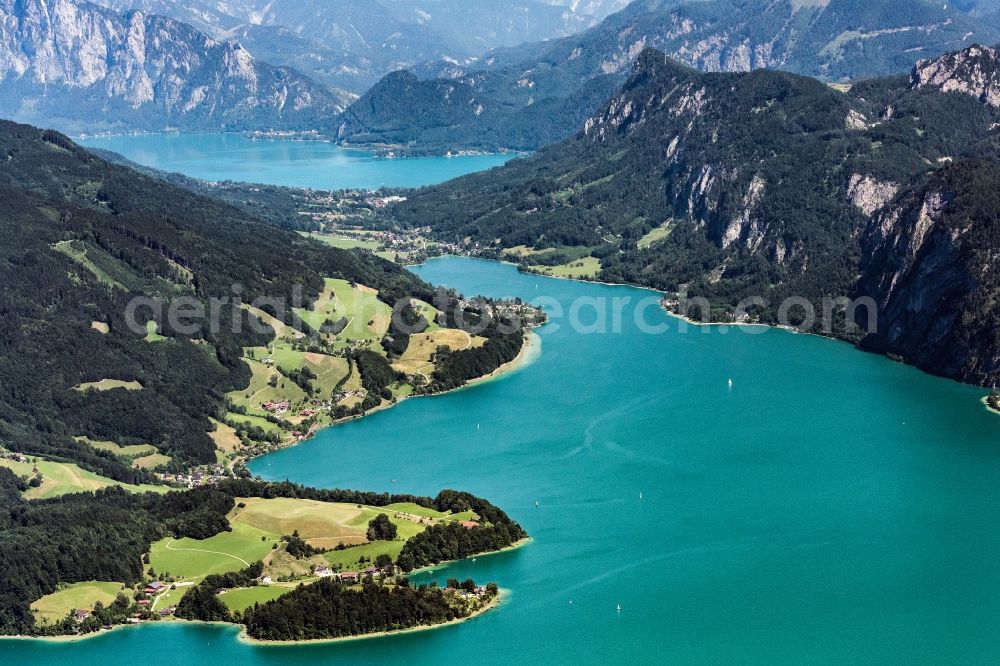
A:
[236,328,540,464]
[236,588,507,646]
[409,537,532,577]
[4,585,510,646]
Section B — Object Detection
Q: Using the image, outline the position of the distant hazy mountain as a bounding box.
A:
[0,0,354,134]
[94,0,629,92]
[338,0,1000,152]
[386,44,1000,385]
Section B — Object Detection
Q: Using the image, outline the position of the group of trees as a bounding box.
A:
[241,578,466,641]
[283,531,325,558]
[425,332,523,393]
[366,513,397,541]
[175,562,264,623]
[396,490,528,572]
[354,350,404,410]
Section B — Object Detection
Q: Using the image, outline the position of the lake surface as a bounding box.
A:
[8,256,1000,664]
[78,133,514,189]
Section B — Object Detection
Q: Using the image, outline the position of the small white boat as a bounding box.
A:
[616,604,621,612]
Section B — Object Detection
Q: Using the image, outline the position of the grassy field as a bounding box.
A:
[233,497,428,550]
[244,304,292,339]
[209,418,241,462]
[149,522,277,579]
[293,278,392,345]
[530,256,602,279]
[225,411,286,435]
[73,378,144,392]
[78,437,157,459]
[638,223,672,249]
[30,581,126,625]
[300,232,380,251]
[149,497,450,585]
[227,357,308,413]
[383,502,450,519]
[78,437,170,470]
[218,585,292,613]
[52,240,124,290]
[410,299,442,332]
[133,452,171,470]
[90,320,109,334]
[0,457,166,499]
[393,328,485,376]
[149,583,191,612]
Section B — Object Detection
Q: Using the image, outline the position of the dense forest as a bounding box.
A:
[242,578,481,641]
[397,490,529,571]
[385,45,1000,386]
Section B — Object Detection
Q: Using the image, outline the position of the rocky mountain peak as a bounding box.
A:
[912,43,1000,107]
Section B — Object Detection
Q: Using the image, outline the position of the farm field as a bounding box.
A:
[147,497,469,587]
[218,585,292,613]
[133,453,171,470]
[393,328,485,376]
[0,456,166,499]
[529,257,602,279]
[300,232,379,251]
[78,438,157,459]
[209,418,241,462]
[30,581,126,625]
[149,522,276,579]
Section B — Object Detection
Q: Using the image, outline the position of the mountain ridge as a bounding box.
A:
[383,44,1000,386]
[338,0,1000,153]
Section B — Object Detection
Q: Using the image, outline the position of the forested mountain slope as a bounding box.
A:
[338,0,1000,152]
[385,45,1000,386]
[0,120,432,482]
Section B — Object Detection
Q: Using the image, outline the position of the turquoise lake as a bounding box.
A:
[7,256,1000,664]
[77,133,514,189]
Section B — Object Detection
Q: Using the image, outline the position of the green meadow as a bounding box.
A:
[30,581,127,625]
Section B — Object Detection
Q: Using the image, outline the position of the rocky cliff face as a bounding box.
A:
[0,0,351,133]
[859,161,1000,385]
[913,44,1000,107]
[92,0,628,93]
